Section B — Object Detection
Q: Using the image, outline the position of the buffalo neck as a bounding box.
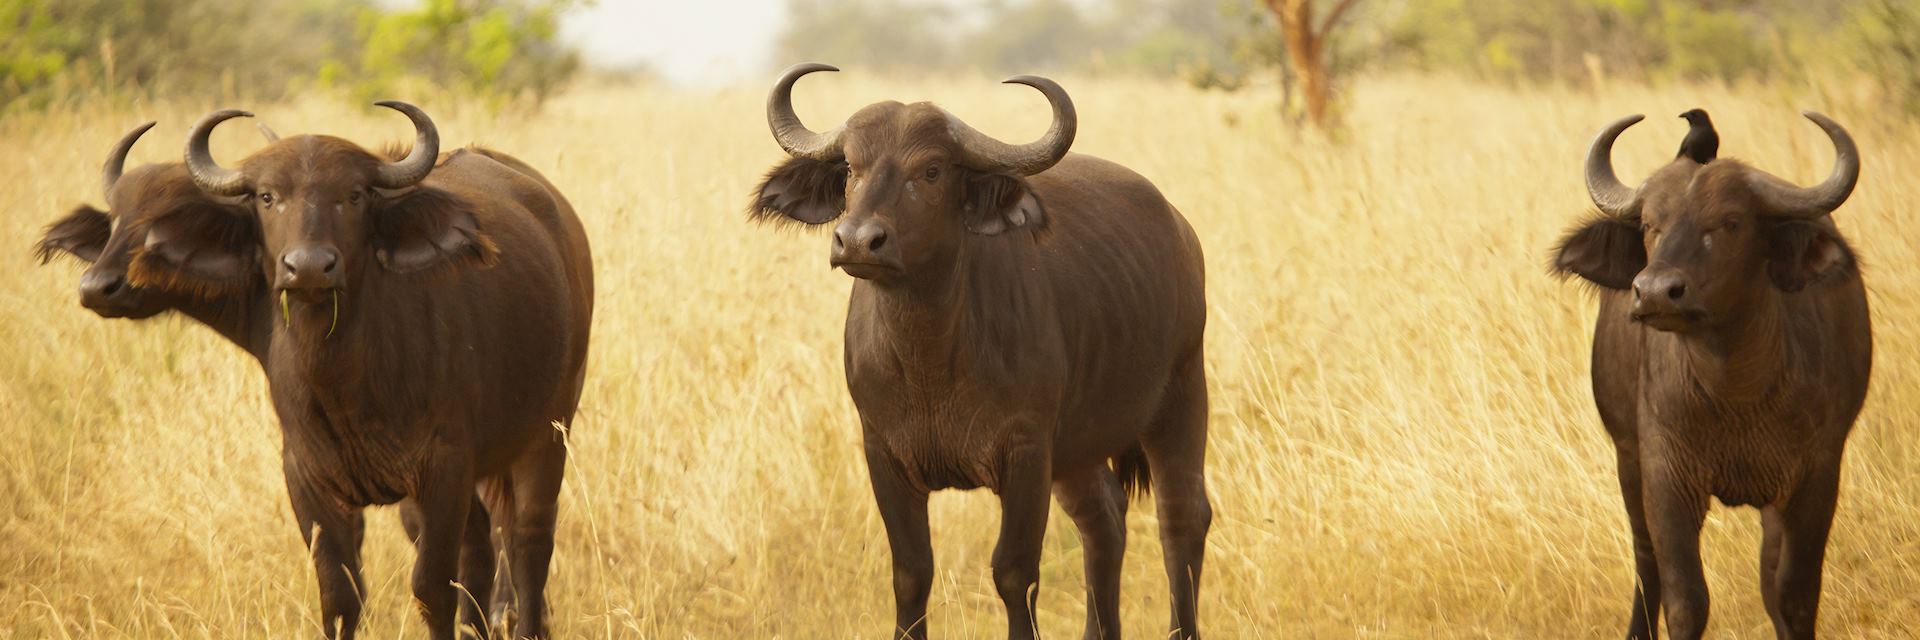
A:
[853,237,1043,383]
[176,290,274,364]
[1661,291,1790,402]
[870,252,970,339]
[272,265,413,387]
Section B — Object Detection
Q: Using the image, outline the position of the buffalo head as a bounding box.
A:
[36,122,264,318]
[156,102,496,313]
[748,63,1074,282]
[1554,112,1860,333]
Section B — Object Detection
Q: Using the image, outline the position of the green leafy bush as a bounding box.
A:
[0,0,578,112]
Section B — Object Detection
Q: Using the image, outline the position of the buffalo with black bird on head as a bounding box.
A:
[1552,111,1868,640]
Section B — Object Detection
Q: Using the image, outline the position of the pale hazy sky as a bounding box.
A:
[559,0,790,86]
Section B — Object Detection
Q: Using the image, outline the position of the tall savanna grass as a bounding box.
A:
[2,74,1918,637]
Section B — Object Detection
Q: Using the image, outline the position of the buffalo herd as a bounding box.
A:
[33,61,1877,640]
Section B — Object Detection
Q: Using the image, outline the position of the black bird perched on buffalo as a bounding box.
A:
[1677,108,1718,163]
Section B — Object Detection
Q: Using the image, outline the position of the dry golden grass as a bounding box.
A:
[3,74,1919,638]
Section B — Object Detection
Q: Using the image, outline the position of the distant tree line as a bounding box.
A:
[774,0,1920,123]
[7,0,1917,120]
[773,0,1261,77]
[0,0,579,111]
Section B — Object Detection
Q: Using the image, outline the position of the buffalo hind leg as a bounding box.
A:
[1645,469,1711,640]
[993,440,1054,640]
[1613,444,1661,640]
[864,441,933,639]
[506,435,567,639]
[412,448,477,640]
[1142,355,1210,640]
[456,495,497,639]
[1054,464,1129,640]
[1760,506,1787,634]
[289,479,367,640]
[1774,462,1841,640]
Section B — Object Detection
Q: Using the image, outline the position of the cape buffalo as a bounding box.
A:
[111,103,593,640]
[1552,112,1869,639]
[748,63,1211,640]
[32,122,546,636]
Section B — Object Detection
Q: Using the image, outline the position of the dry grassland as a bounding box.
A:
[2,74,1917,637]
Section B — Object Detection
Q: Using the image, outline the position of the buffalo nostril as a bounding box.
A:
[1667,283,1686,300]
[321,254,339,274]
[100,277,124,296]
[868,232,888,252]
[833,233,846,250]
[282,255,299,272]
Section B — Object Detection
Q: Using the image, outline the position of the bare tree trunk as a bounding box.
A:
[1265,0,1358,130]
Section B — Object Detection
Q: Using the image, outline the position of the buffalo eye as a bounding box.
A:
[258,192,274,207]
[348,190,363,205]
[924,164,941,183]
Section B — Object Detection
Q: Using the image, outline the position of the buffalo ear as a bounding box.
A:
[36,205,111,264]
[1551,214,1644,290]
[129,203,262,298]
[964,172,1046,236]
[1767,221,1856,292]
[749,156,848,225]
[372,187,500,274]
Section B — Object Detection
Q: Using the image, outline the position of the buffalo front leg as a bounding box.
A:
[994,442,1054,640]
[411,449,478,640]
[1760,506,1787,634]
[864,443,934,639]
[1142,355,1211,640]
[1644,466,1712,640]
[403,495,497,638]
[1053,464,1129,640]
[456,494,497,639]
[288,478,368,640]
[1613,442,1661,640]
[1773,462,1842,640]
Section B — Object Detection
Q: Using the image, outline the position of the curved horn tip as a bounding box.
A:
[102,121,159,196]
[1003,73,1063,87]
[1752,109,1858,218]
[372,100,426,116]
[1802,110,1842,128]
[782,62,839,75]
[184,109,255,196]
[1584,113,1647,217]
[767,63,846,161]
[370,100,440,189]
